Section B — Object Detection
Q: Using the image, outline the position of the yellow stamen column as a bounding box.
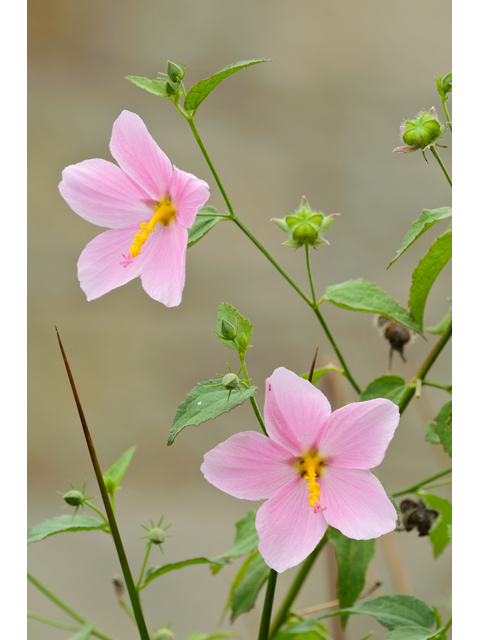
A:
[301,457,321,510]
[129,200,176,259]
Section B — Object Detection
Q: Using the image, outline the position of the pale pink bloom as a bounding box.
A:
[201,367,399,572]
[59,111,210,306]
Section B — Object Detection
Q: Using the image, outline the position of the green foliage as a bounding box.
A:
[230,551,270,621]
[27,515,107,544]
[386,628,437,640]
[216,302,253,351]
[126,76,170,97]
[301,364,345,385]
[184,633,236,640]
[102,446,136,494]
[318,595,435,633]
[167,380,258,445]
[427,402,452,456]
[360,375,410,405]
[421,493,452,557]
[322,279,422,334]
[188,206,222,248]
[424,422,441,445]
[210,510,259,570]
[427,300,452,335]
[67,622,96,640]
[184,59,270,112]
[409,231,452,330]
[143,557,229,588]
[329,528,375,628]
[277,619,333,640]
[388,208,452,268]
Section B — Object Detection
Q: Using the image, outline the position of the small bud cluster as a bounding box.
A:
[436,72,452,100]
[157,60,186,98]
[394,107,446,154]
[217,319,250,359]
[272,196,338,249]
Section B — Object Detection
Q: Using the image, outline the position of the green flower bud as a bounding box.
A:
[222,373,240,390]
[401,108,445,149]
[104,478,116,494]
[164,80,179,96]
[436,71,452,98]
[220,319,237,341]
[273,197,335,248]
[237,332,249,351]
[167,60,185,82]
[63,490,83,506]
[149,527,166,545]
[153,627,175,640]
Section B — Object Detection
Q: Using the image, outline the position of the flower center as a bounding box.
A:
[121,199,176,266]
[299,454,323,513]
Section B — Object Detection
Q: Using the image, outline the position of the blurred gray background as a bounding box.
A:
[28,1,452,639]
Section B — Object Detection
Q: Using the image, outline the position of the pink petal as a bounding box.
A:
[59,159,154,228]
[318,399,399,469]
[140,221,188,307]
[264,368,331,455]
[201,431,298,500]
[256,478,328,572]
[77,224,154,301]
[109,111,173,201]
[168,166,210,228]
[393,145,418,153]
[320,466,397,539]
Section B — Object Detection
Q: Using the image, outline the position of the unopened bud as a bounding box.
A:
[237,332,249,351]
[436,71,452,98]
[167,60,185,83]
[220,319,237,341]
[153,628,175,640]
[273,197,335,248]
[222,373,239,390]
[394,108,445,153]
[63,490,83,506]
[149,527,166,545]
[164,80,179,96]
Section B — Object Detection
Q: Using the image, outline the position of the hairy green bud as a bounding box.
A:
[164,80,179,96]
[220,319,237,341]
[148,527,166,545]
[153,627,175,640]
[400,108,445,150]
[63,490,83,506]
[273,196,335,248]
[222,373,240,390]
[436,71,452,98]
[167,60,185,83]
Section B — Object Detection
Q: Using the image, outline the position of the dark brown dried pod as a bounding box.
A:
[399,498,439,537]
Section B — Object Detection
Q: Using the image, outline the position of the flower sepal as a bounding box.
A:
[393,107,446,154]
[272,196,336,249]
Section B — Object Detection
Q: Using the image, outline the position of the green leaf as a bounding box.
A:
[421,493,452,557]
[388,207,452,268]
[27,515,107,544]
[231,551,270,621]
[103,446,136,493]
[67,622,96,640]
[143,557,228,588]
[427,300,452,334]
[184,633,236,640]
[329,528,375,628]
[386,627,436,640]
[427,402,452,456]
[360,375,410,405]
[184,59,270,112]
[216,302,253,350]
[211,510,259,568]
[167,380,258,445]
[126,76,170,97]
[425,422,441,445]
[318,595,435,632]
[188,206,222,248]
[220,551,256,622]
[301,364,345,385]
[409,231,452,330]
[322,279,422,335]
[279,618,334,640]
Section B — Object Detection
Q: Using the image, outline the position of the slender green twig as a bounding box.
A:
[136,543,152,591]
[56,329,150,640]
[84,499,109,525]
[28,612,82,633]
[27,573,116,640]
[258,569,278,640]
[398,321,452,415]
[421,479,452,491]
[421,380,452,394]
[441,98,452,132]
[430,147,452,187]
[240,354,267,436]
[269,536,329,639]
[305,245,316,304]
[392,468,452,498]
[184,117,362,395]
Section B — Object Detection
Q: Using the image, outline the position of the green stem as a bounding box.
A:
[392,467,452,497]
[185,118,361,394]
[421,380,452,394]
[305,245,316,304]
[84,499,109,525]
[136,543,152,591]
[258,569,278,640]
[430,147,452,187]
[27,573,116,640]
[441,97,452,132]
[28,612,82,632]
[240,354,268,436]
[56,331,150,640]
[269,535,328,639]
[422,479,452,491]
[398,321,452,415]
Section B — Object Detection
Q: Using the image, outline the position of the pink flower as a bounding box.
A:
[59,111,210,306]
[201,367,399,572]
